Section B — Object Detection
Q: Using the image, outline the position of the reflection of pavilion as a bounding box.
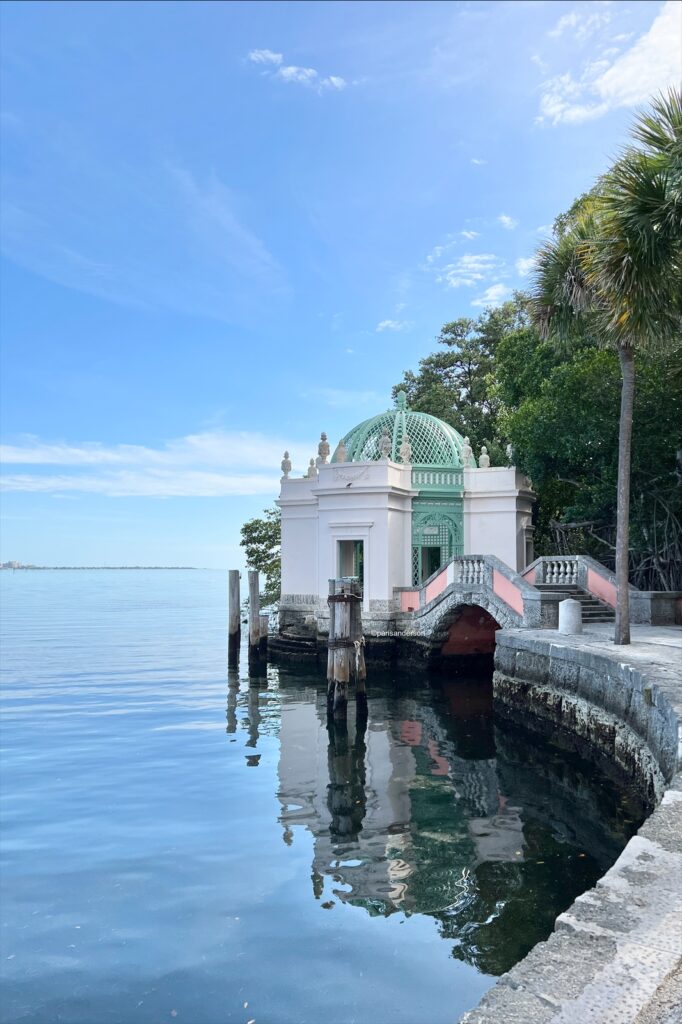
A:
[273,679,642,978]
[276,691,526,916]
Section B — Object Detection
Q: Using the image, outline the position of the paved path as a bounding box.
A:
[462,623,682,1024]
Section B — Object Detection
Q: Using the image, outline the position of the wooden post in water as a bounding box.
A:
[327,578,364,720]
[326,579,336,715]
[259,613,269,655]
[228,570,241,668]
[352,586,367,718]
[248,570,261,665]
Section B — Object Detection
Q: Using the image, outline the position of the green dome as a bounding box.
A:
[332,392,475,468]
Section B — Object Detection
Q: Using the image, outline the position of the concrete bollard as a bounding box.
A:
[558,597,583,634]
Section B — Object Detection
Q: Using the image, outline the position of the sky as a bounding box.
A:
[1,0,680,568]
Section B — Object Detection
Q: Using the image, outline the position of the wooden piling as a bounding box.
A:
[259,613,269,654]
[228,569,241,668]
[327,579,336,714]
[327,578,365,720]
[353,589,367,719]
[248,570,261,664]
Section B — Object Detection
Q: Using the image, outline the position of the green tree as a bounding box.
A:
[240,506,281,606]
[498,345,682,587]
[393,298,528,461]
[531,90,682,644]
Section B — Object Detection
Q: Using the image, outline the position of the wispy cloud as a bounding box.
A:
[470,157,487,166]
[376,319,412,332]
[247,48,347,92]
[538,1,681,125]
[498,213,518,230]
[515,255,536,276]
[0,146,287,322]
[436,252,504,289]
[248,49,283,66]
[0,430,314,497]
[548,8,612,42]
[471,283,512,307]
[425,242,451,265]
[1,470,282,498]
[460,229,480,240]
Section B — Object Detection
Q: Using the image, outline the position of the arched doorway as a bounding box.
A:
[440,605,501,657]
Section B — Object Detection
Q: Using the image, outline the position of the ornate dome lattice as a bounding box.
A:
[332,392,476,468]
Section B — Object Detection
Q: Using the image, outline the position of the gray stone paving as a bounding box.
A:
[461,624,682,1024]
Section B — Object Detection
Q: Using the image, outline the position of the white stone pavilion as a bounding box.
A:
[277,392,534,634]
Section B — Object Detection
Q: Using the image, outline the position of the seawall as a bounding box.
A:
[461,625,682,1023]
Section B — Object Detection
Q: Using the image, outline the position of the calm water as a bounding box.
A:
[0,571,645,1024]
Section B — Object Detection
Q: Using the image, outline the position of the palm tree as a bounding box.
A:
[532,89,682,644]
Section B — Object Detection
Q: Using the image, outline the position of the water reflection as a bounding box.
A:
[275,674,645,975]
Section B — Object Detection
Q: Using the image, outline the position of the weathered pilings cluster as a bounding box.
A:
[227,569,268,675]
[326,578,367,720]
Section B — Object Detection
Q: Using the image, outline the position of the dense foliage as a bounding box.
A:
[240,506,281,606]
[392,294,682,590]
[392,302,527,466]
[529,89,682,640]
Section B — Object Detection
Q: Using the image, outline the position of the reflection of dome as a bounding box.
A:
[332,391,475,468]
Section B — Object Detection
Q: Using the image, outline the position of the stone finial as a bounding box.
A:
[399,434,413,464]
[334,439,347,463]
[280,450,292,479]
[461,436,473,464]
[306,458,318,479]
[478,445,491,469]
[379,428,392,461]
[316,431,330,466]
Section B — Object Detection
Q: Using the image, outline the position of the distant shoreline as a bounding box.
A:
[0,566,200,571]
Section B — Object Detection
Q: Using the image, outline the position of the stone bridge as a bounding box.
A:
[390,554,680,661]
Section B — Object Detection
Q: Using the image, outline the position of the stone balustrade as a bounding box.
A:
[539,557,579,586]
[453,556,487,586]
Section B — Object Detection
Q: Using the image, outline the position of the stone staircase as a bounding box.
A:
[268,630,319,659]
[534,583,615,623]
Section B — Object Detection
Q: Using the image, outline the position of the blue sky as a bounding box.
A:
[1,0,680,568]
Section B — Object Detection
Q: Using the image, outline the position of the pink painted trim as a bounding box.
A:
[522,567,536,584]
[587,568,617,608]
[400,590,419,612]
[493,570,524,616]
[425,570,447,604]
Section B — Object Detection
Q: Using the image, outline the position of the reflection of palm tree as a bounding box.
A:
[326,717,367,840]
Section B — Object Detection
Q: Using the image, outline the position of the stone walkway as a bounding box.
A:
[462,623,682,1024]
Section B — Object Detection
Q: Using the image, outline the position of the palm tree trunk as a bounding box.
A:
[614,345,635,645]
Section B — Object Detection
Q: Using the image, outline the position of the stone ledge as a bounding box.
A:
[460,626,682,1024]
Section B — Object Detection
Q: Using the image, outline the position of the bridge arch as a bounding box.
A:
[440,605,501,656]
[428,593,518,647]
[427,593,518,656]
